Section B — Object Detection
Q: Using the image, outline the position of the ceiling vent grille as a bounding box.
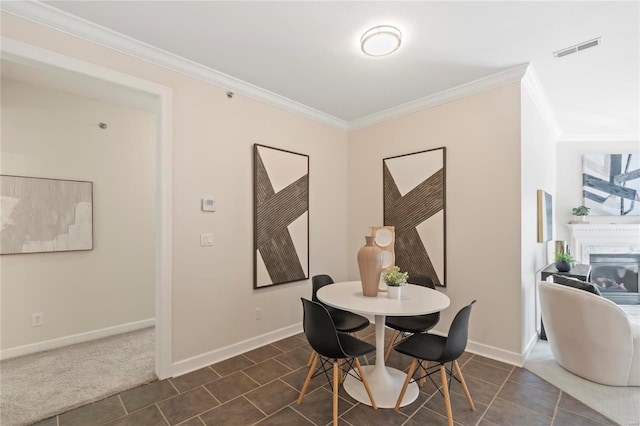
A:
[553,37,602,58]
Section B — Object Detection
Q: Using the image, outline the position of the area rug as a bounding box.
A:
[525,339,640,426]
[0,327,156,426]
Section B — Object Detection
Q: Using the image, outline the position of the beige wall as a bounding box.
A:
[1,79,156,349]
[520,82,557,352]
[348,84,524,355]
[555,140,640,242]
[0,13,349,362]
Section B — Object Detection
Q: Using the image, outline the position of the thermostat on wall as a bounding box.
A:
[201,198,216,212]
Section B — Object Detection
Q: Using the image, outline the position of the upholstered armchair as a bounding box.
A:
[538,281,640,386]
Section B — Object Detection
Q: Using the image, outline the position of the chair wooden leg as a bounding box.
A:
[454,360,475,411]
[354,358,377,409]
[298,353,318,404]
[333,361,339,426]
[440,365,454,426]
[337,359,344,383]
[307,350,316,367]
[419,360,428,387]
[352,332,368,365]
[394,358,418,411]
[384,330,399,362]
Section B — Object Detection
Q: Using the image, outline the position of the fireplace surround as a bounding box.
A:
[569,224,640,304]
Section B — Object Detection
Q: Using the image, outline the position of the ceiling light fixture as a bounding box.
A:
[361,25,402,57]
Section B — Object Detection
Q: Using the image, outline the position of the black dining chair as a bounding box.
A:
[308,274,370,367]
[393,300,477,426]
[298,298,377,426]
[384,274,440,362]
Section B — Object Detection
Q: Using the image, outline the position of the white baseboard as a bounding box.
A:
[522,332,540,364]
[0,318,155,360]
[172,323,303,378]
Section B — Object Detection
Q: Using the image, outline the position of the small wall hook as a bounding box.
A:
[99,122,108,129]
[226,91,234,99]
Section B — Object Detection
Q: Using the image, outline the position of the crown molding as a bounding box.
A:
[557,134,639,143]
[349,63,530,131]
[1,0,349,131]
[521,65,562,140]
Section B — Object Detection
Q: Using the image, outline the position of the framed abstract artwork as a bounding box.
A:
[583,153,639,216]
[383,147,446,287]
[253,144,309,289]
[1,175,93,254]
[537,190,553,243]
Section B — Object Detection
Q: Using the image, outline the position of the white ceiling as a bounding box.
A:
[26,1,640,138]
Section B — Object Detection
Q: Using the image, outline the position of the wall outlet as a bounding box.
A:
[200,233,214,246]
[255,308,261,320]
[32,312,44,327]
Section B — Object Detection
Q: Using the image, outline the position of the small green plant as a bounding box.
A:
[382,266,408,287]
[555,252,575,266]
[572,206,590,216]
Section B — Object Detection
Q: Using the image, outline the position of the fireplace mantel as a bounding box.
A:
[568,223,640,264]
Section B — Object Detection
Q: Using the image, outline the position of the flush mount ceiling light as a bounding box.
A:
[361,25,402,57]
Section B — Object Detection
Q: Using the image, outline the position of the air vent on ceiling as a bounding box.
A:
[553,37,602,58]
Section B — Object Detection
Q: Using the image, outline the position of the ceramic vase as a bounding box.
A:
[357,236,383,297]
[556,260,572,272]
[387,286,402,299]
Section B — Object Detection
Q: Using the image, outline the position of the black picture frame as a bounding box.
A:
[383,147,447,287]
[253,144,309,289]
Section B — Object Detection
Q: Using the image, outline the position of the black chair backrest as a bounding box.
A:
[312,274,335,303]
[407,274,435,290]
[301,298,345,359]
[441,300,476,363]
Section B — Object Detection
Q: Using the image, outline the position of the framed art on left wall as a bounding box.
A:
[253,144,309,289]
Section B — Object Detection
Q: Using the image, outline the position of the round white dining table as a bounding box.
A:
[317,280,450,408]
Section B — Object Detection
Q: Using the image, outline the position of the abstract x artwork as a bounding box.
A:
[253,144,309,288]
[383,147,446,287]
[1,175,93,254]
[583,153,640,216]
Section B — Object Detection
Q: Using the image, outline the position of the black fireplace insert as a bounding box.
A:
[590,253,640,304]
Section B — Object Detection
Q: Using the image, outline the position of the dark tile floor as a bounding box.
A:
[34,325,618,426]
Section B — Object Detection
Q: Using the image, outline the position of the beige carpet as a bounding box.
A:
[525,339,640,426]
[0,327,156,426]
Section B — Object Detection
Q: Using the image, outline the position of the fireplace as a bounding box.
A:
[569,224,640,305]
[590,253,640,304]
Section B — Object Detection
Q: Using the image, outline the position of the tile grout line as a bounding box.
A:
[167,378,181,394]
[243,393,271,418]
[200,383,222,406]
[155,402,172,426]
[240,368,266,387]
[473,365,515,426]
[550,390,562,425]
[271,356,295,372]
[117,393,128,415]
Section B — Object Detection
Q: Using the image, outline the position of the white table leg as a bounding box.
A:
[343,314,419,408]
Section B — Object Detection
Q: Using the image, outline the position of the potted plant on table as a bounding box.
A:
[382,266,408,299]
[570,205,590,224]
[555,252,576,273]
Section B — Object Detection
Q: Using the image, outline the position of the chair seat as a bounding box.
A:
[327,306,369,333]
[394,333,447,362]
[385,313,439,334]
[338,332,376,358]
